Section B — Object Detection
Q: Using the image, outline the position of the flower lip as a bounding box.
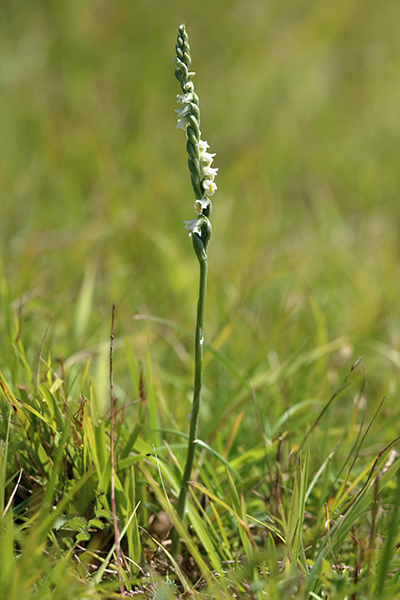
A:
[200,152,216,168]
[202,166,218,179]
[175,105,191,117]
[202,179,217,195]
[176,117,188,130]
[198,140,210,151]
[194,198,209,215]
[184,217,202,235]
[177,92,197,104]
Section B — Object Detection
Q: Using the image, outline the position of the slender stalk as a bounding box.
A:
[171,23,216,554]
[172,255,207,553]
[110,302,125,597]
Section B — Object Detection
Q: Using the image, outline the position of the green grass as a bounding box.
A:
[2,0,400,598]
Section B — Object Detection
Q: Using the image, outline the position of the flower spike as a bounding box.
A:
[172,24,217,554]
[174,23,217,249]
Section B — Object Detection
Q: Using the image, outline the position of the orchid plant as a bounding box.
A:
[171,23,217,552]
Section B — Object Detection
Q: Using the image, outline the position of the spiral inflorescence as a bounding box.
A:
[174,24,217,230]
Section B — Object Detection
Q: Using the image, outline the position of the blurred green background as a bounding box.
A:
[1,0,400,446]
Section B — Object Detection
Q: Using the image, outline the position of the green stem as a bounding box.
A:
[172,251,208,554]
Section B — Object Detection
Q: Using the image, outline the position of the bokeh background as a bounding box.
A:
[1,0,400,447]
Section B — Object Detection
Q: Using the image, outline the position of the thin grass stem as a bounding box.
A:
[110,301,125,597]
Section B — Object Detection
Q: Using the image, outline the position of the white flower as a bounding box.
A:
[198,140,209,151]
[202,166,218,180]
[184,218,202,235]
[202,179,217,196]
[176,94,194,130]
[200,151,216,168]
[175,104,191,117]
[176,117,188,130]
[194,199,209,215]
[199,138,216,172]
[177,93,195,104]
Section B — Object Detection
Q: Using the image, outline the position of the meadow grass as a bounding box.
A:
[1,0,400,598]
